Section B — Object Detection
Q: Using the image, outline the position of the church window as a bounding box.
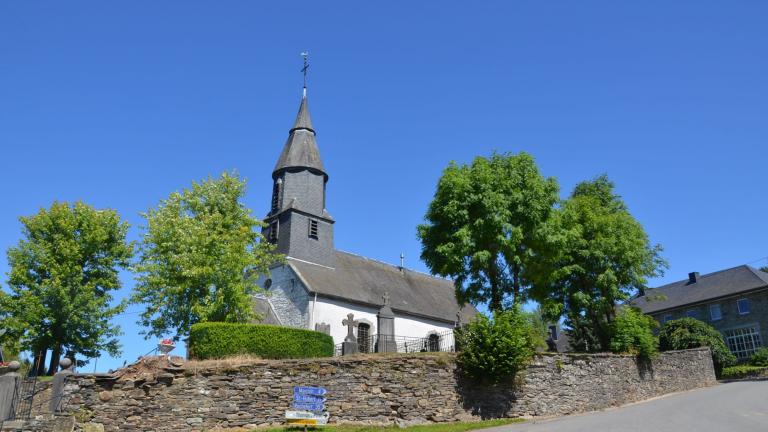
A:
[358,323,371,353]
[271,180,282,212]
[308,219,319,239]
[268,220,278,244]
[427,333,440,352]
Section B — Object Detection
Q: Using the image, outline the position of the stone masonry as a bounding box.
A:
[58,348,715,431]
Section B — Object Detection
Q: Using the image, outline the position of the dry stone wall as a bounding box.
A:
[62,348,715,431]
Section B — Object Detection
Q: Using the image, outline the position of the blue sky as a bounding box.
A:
[1,1,766,372]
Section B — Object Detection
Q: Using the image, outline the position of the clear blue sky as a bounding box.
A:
[1,1,766,372]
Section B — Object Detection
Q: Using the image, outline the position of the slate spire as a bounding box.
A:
[272,92,327,180]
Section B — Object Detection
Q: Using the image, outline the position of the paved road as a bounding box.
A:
[480,381,768,432]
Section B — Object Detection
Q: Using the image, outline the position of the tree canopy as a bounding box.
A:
[1,202,133,374]
[131,172,279,341]
[417,152,559,311]
[532,175,667,351]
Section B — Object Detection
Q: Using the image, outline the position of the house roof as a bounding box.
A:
[632,265,768,314]
[286,250,478,324]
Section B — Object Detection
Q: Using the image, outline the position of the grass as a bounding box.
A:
[254,418,524,432]
[204,419,525,432]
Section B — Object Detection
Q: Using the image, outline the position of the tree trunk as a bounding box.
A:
[488,260,502,312]
[512,263,521,305]
[30,349,48,377]
[47,344,62,376]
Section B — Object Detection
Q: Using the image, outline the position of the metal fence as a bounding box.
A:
[334,329,455,356]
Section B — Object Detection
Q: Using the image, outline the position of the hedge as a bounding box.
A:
[720,365,768,380]
[189,322,335,360]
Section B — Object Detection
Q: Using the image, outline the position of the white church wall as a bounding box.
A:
[311,296,456,346]
[254,264,311,328]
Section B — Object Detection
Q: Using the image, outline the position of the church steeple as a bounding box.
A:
[263,70,335,267]
[272,94,326,181]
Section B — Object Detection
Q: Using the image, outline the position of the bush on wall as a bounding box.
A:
[610,306,658,359]
[189,322,334,360]
[455,306,542,383]
[658,317,736,377]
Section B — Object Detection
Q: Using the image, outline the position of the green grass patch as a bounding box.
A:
[262,418,524,432]
[720,365,768,380]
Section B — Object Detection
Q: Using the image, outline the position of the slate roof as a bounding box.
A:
[273,96,326,179]
[632,265,768,314]
[287,250,478,324]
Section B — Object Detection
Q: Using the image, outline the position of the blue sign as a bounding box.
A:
[294,386,327,396]
[293,402,326,412]
[294,394,326,403]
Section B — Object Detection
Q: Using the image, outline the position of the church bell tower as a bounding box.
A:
[263,84,335,267]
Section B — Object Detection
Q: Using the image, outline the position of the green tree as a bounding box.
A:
[532,175,666,352]
[1,202,133,374]
[417,152,559,311]
[610,306,658,359]
[658,318,736,377]
[131,172,279,341]
[455,306,542,383]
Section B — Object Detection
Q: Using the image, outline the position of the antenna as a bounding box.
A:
[300,51,309,97]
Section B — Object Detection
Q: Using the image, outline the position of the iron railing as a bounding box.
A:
[334,329,455,356]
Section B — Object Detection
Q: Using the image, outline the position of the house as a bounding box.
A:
[253,86,477,350]
[632,265,768,360]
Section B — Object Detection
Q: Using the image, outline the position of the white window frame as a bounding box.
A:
[737,298,750,315]
[709,303,722,321]
[724,326,762,360]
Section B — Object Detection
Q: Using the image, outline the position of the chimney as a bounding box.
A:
[688,272,700,284]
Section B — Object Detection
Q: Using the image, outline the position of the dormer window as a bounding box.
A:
[308,219,318,239]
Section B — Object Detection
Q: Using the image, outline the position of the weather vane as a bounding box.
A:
[300,51,309,93]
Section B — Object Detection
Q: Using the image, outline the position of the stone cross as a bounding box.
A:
[342,313,359,343]
[382,292,390,306]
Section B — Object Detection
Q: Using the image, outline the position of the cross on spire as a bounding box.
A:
[382,291,390,306]
[300,51,309,97]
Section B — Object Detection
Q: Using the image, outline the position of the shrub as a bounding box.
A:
[658,318,736,377]
[750,347,768,367]
[189,322,334,360]
[610,307,658,359]
[720,365,768,380]
[455,306,541,383]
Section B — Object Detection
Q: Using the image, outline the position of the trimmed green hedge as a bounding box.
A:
[189,322,334,360]
[720,365,768,380]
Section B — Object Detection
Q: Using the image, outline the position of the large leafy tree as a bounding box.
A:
[533,175,667,352]
[417,152,559,311]
[131,172,278,341]
[1,202,133,375]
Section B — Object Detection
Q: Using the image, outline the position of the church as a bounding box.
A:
[253,86,476,352]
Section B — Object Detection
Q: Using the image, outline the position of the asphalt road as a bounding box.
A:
[480,381,768,432]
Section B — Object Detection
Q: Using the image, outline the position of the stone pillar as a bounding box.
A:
[0,361,21,421]
[377,293,397,353]
[49,358,74,413]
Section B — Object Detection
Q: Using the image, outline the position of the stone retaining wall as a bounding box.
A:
[62,348,715,431]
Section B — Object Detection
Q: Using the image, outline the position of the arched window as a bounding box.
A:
[358,323,371,353]
[427,333,440,352]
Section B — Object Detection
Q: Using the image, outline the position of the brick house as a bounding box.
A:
[632,265,768,360]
